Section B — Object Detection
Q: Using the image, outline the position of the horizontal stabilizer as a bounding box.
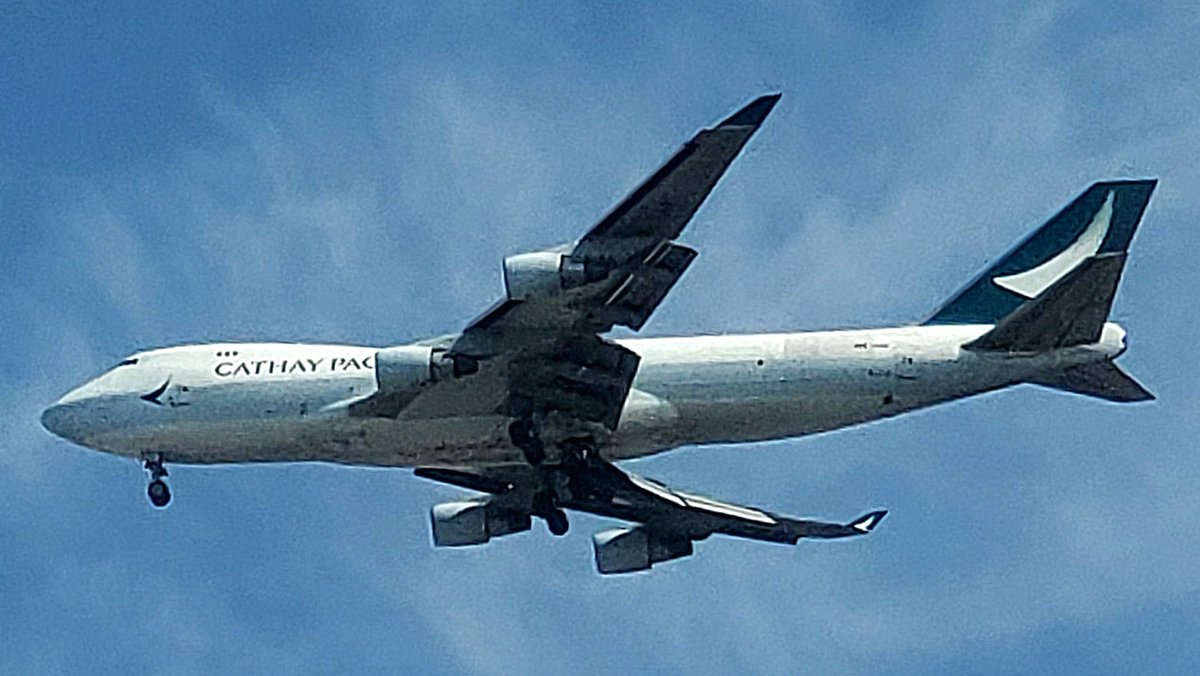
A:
[1030,360,1155,403]
[965,253,1125,353]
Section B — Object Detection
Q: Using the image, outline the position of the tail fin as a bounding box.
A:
[924,179,1156,326]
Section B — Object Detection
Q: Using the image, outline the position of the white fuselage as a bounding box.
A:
[42,323,1127,467]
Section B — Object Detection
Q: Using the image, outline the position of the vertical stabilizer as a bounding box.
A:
[924,180,1155,325]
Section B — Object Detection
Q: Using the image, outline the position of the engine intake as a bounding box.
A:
[431,499,532,547]
[592,526,694,574]
[502,250,605,301]
[374,345,438,395]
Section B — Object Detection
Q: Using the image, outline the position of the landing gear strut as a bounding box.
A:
[143,453,171,508]
[509,417,603,535]
[558,436,597,467]
[508,418,546,466]
[558,435,603,501]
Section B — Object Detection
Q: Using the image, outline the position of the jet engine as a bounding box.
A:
[374,345,439,394]
[431,499,532,547]
[502,251,605,301]
[592,526,694,575]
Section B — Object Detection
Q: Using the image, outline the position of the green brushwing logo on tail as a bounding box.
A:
[992,190,1113,299]
[923,179,1156,325]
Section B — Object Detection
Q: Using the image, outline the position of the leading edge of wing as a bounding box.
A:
[719,92,782,127]
[578,93,781,245]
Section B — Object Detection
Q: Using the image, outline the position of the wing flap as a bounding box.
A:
[507,334,641,430]
[596,243,697,331]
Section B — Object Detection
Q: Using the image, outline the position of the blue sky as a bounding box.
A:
[3,2,1200,673]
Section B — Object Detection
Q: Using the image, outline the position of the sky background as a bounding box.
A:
[3,2,1200,673]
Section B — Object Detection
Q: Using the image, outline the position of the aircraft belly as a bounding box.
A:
[661,390,885,447]
[621,337,886,448]
[616,328,1029,453]
[106,413,525,467]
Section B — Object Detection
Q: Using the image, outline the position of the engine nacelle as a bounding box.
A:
[503,251,566,301]
[592,526,694,575]
[374,345,437,395]
[430,499,532,547]
[503,250,600,301]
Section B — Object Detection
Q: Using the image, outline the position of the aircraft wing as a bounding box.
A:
[593,471,887,545]
[437,94,780,432]
[568,92,782,284]
[352,95,780,431]
[415,459,886,574]
[457,93,779,344]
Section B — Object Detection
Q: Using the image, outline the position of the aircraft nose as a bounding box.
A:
[41,401,82,443]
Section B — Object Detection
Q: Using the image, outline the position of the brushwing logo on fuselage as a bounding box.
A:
[993,190,1114,299]
[140,379,170,406]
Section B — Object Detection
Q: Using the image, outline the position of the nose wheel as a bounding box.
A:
[143,454,171,508]
[147,479,171,508]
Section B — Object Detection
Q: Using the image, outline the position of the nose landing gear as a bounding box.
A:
[147,479,171,508]
[143,453,171,508]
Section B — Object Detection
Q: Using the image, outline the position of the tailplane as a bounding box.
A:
[963,252,1124,352]
[1028,360,1154,403]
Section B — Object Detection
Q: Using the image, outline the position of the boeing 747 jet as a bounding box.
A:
[42,95,1156,574]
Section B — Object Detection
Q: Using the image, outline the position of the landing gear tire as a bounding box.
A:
[545,508,569,536]
[143,453,171,508]
[147,479,171,508]
[521,437,546,466]
[533,491,569,536]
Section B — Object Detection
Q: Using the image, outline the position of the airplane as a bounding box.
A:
[40,94,1157,574]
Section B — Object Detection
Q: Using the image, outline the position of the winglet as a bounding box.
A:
[719,93,782,128]
[850,510,888,533]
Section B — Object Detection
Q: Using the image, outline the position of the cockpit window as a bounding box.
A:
[116,358,139,367]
